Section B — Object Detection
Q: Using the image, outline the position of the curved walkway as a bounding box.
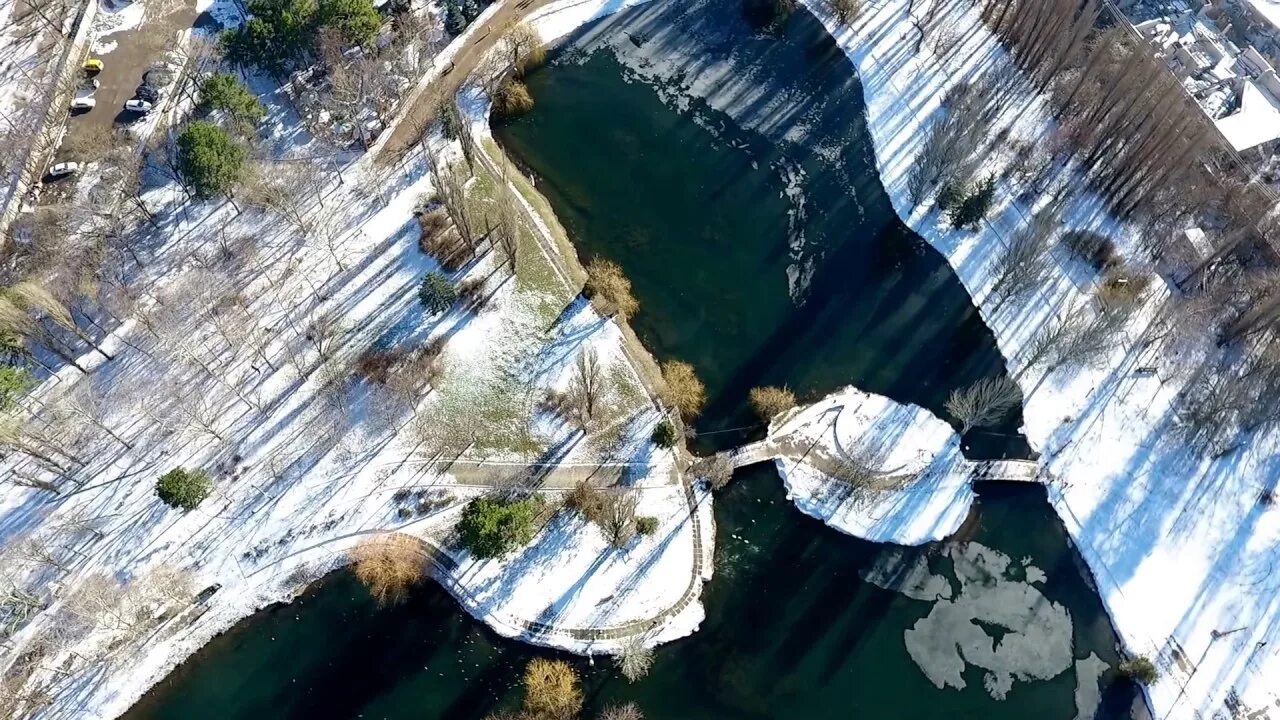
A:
[386,127,708,649]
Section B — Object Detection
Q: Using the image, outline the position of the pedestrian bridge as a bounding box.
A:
[724,440,1041,485]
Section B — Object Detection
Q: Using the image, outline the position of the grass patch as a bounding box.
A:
[463,157,567,313]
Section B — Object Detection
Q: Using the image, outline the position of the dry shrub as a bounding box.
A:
[383,339,446,399]
[584,257,639,319]
[420,224,468,271]
[660,360,706,420]
[353,346,410,384]
[457,277,487,311]
[747,385,796,422]
[1061,230,1119,271]
[350,533,424,606]
[539,388,572,418]
[1096,266,1150,315]
[417,207,449,242]
[565,480,605,520]
[522,658,582,719]
[493,79,535,117]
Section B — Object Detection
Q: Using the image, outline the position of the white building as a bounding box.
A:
[1127,0,1280,151]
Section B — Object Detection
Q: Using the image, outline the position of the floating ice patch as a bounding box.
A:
[777,159,813,303]
[1072,653,1109,720]
[897,542,1074,700]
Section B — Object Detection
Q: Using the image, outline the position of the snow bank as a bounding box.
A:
[525,0,658,44]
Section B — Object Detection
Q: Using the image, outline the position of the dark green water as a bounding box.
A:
[125,469,1140,720]
[492,0,1028,457]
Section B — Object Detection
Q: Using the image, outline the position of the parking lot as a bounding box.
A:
[61,0,199,159]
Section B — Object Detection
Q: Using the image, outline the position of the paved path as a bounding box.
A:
[373,0,558,164]
[731,436,1041,484]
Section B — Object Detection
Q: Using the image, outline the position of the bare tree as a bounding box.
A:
[428,153,478,256]
[306,308,347,366]
[20,0,74,35]
[568,347,602,429]
[490,183,520,274]
[0,553,45,639]
[0,412,85,490]
[64,573,146,632]
[139,563,197,605]
[1018,304,1125,378]
[907,82,993,205]
[61,383,133,449]
[988,208,1054,312]
[945,377,1022,434]
[691,453,734,490]
[600,489,639,548]
[167,375,228,441]
[243,162,316,234]
[14,532,74,575]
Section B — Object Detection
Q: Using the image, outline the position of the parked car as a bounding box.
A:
[135,84,160,103]
[124,98,152,114]
[48,162,80,177]
[83,58,103,73]
[69,96,95,110]
[78,78,100,93]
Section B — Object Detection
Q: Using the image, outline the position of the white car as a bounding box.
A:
[124,99,152,113]
[48,162,80,177]
[70,97,95,110]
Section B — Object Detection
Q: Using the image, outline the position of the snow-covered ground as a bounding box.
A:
[4,0,1278,717]
[0,4,712,718]
[756,386,973,546]
[805,1,1280,717]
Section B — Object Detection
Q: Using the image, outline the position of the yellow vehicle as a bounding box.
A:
[82,58,103,73]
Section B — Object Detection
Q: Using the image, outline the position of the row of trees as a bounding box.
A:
[965,0,1280,451]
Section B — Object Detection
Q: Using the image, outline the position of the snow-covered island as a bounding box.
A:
[739,385,975,546]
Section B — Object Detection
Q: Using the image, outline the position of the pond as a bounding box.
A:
[122,3,1137,718]
[124,468,1142,720]
[491,0,1029,458]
